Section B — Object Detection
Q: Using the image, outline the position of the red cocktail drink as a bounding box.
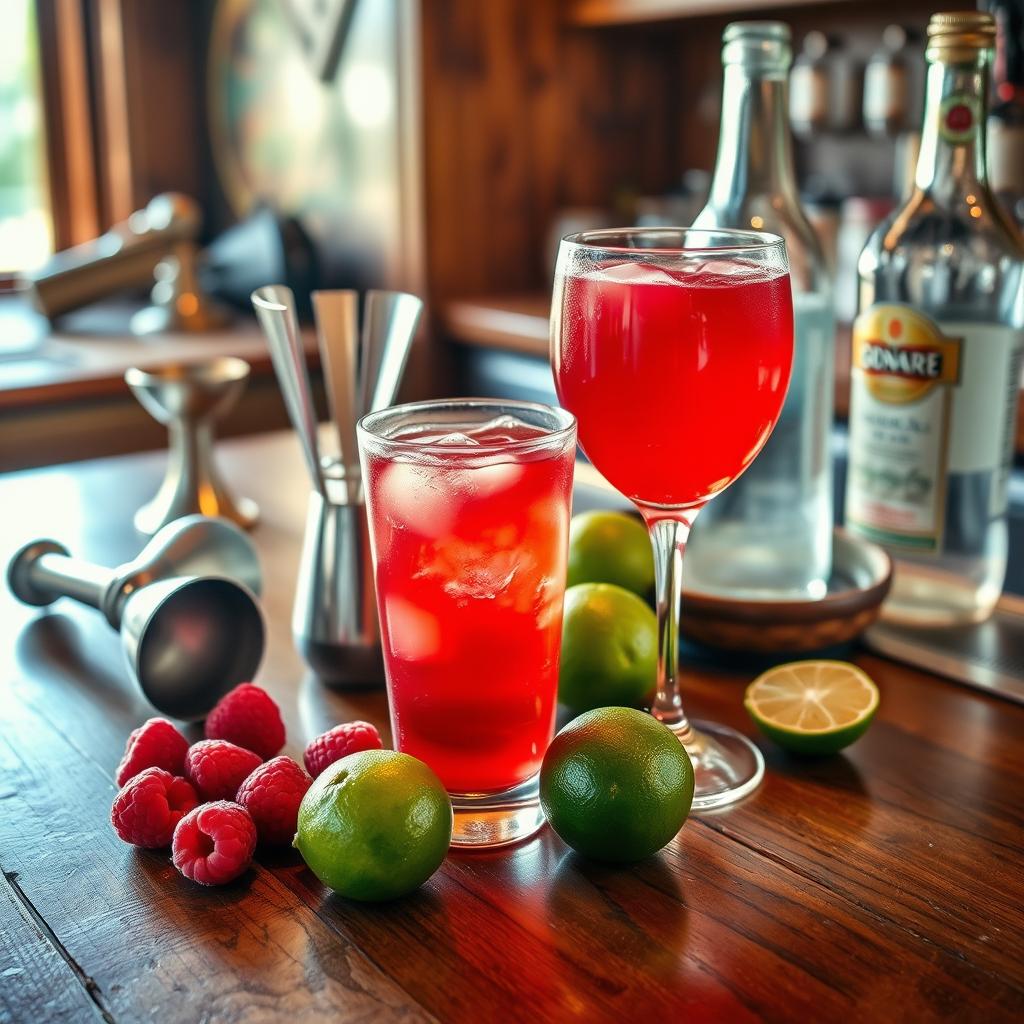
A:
[358,400,576,847]
[554,262,793,507]
[551,228,794,810]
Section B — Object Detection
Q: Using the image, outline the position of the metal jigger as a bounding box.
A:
[252,285,422,688]
[6,516,265,720]
[126,357,259,535]
[293,466,382,684]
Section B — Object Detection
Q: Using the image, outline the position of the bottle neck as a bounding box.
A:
[915,56,990,198]
[708,64,799,205]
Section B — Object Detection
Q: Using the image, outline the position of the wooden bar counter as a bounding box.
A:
[1,431,1022,1023]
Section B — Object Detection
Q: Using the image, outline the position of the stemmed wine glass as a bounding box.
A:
[551,227,794,809]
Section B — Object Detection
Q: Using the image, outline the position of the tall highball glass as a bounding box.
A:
[358,399,576,846]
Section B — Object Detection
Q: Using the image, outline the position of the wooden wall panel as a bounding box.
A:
[80,1,207,228]
[421,0,560,299]
[120,3,206,213]
[557,26,678,209]
[420,0,679,302]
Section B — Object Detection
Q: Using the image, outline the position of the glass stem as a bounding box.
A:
[646,510,700,742]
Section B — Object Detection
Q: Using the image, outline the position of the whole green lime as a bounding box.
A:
[540,707,694,863]
[559,583,657,713]
[567,511,655,596]
[294,749,452,901]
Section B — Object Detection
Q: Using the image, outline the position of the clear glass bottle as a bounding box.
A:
[847,11,1024,626]
[688,21,835,599]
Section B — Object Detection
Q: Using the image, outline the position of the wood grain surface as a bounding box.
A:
[0,870,108,1024]
[1,431,1023,1023]
[420,0,678,304]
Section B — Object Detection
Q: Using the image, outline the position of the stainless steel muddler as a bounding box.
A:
[7,516,265,719]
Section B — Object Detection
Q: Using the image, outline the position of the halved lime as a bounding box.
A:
[744,660,880,756]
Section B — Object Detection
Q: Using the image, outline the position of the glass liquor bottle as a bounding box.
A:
[847,11,1024,625]
[688,21,835,599]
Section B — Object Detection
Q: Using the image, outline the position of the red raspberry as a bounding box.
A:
[204,683,285,760]
[115,718,189,786]
[184,739,262,801]
[171,801,256,885]
[303,721,383,778]
[111,767,199,848]
[236,756,312,845]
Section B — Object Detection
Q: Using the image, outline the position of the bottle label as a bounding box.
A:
[939,93,980,143]
[846,306,1023,551]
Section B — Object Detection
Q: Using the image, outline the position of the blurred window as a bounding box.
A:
[0,0,52,274]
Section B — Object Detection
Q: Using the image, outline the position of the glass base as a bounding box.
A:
[449,773,545,849]
[669,719,765,811]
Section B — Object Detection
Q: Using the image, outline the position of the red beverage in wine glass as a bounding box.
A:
[555,261,793,507]
[551,228,794,810]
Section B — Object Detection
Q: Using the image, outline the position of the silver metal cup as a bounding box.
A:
[292,470,382,687]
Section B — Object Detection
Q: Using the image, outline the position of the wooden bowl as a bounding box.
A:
[680,528,893,653]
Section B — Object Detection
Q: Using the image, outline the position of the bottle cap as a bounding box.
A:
[722,21,792,76]
[926,11,996,62]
